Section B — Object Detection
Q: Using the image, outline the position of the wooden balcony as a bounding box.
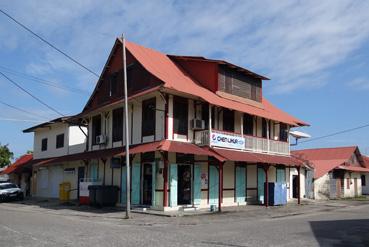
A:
[194,129,289,155]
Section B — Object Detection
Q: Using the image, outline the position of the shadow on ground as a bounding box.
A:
[310,219,369,246]
[6,198,126,215]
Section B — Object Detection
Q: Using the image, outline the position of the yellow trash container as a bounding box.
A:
[59,182,71,202]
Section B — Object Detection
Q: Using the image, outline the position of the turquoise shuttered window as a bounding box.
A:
[193,164,202,205]
[235,166,246,203]
[276,167,286,183]
[170,164,178,207]
[131,163,141,205]
[121,166,127,204]
[151,162,156,206]
[257,167,265,204]
[209,165,219,206]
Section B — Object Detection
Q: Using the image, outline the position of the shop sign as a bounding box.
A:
[210,132,245,149]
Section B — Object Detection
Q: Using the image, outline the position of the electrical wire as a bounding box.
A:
[0,66,90,95]
[298,123,369,144]
[0,9,99,78]
[0,100,49,120]
[0,117,44,123]
[0,71,65,117]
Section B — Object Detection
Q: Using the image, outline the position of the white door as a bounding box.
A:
[49,167,63,198]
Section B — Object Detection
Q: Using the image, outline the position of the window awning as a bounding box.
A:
[210,148,303,166]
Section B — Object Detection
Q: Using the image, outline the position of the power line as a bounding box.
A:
[0,71,65,117]
[0,117,44,123]
[0,100,48,120]
[299,123,369,144]
[0,66,90,95]
[0,9,99,78]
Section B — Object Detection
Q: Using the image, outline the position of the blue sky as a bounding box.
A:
[1,1,369,158]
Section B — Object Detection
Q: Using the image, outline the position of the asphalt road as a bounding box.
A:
[1,201,369,247]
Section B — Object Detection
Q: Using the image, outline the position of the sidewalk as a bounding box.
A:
[3,197,368,221]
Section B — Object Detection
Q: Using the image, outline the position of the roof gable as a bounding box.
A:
[292,146,368,178]
[83,39,163,112]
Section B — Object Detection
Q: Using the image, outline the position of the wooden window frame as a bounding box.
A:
[222,109,234,132]
[173,97,188,136]
[141,97,156,137]
[92,115,102,145]
[41,138,48,152]
[56,134,64,149]
[112,107,123,142]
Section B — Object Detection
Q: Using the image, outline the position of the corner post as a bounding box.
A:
[297,166,301,205]
[264,165,269,207]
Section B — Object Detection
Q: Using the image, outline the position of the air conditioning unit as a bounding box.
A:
[96,135,107,144]
[191,119,205,130]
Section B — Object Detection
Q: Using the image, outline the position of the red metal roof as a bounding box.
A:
[127,140,224,160]
[292,146,368,178]
[1,154,33,175]
[122,39,308,127]
[168,55,270,80]
[33,141,223,167]
[211,148,303,166]
[292,146,358,161]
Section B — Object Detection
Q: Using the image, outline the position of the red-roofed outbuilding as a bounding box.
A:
[292,146,369,199]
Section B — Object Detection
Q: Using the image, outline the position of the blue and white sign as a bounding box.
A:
[210,132,245,149]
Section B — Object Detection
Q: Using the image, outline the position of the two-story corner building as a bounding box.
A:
[293,146,369,199]
[23,117,87,199]
[28,38,309,211]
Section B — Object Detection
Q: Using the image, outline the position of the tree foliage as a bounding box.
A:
[0,143,14,168]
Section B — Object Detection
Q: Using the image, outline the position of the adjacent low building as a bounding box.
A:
[0,154,34,197]
[293,146,369,199]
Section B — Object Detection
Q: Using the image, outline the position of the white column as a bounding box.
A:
[266,120,270,153]
[209,104,212,147]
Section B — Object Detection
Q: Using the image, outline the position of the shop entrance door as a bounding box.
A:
[177,165,192,205]
[292,175,298,198]
[142,163,153,205]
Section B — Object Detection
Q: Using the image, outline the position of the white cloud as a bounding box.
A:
[1,0,369,95]
[347,78,369,90]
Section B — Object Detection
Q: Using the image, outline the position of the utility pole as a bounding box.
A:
[122,34,130,219]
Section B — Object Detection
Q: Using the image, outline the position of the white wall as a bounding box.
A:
[314,174,330,200]
[33,123,86,159]
[89,91,165,151]
[343,172,362,197]
[287,167,306,200]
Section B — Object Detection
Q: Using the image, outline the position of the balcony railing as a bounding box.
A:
[194,129,289,155]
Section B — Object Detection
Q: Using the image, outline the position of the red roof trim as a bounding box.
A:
[211,148,303,166]
[1,154,33,175]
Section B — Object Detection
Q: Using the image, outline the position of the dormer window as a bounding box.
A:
[218,65,261,102]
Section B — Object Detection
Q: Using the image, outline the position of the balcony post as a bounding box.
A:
[209,104,212,147]
[240,113,244,150]
[266,120,270,153]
